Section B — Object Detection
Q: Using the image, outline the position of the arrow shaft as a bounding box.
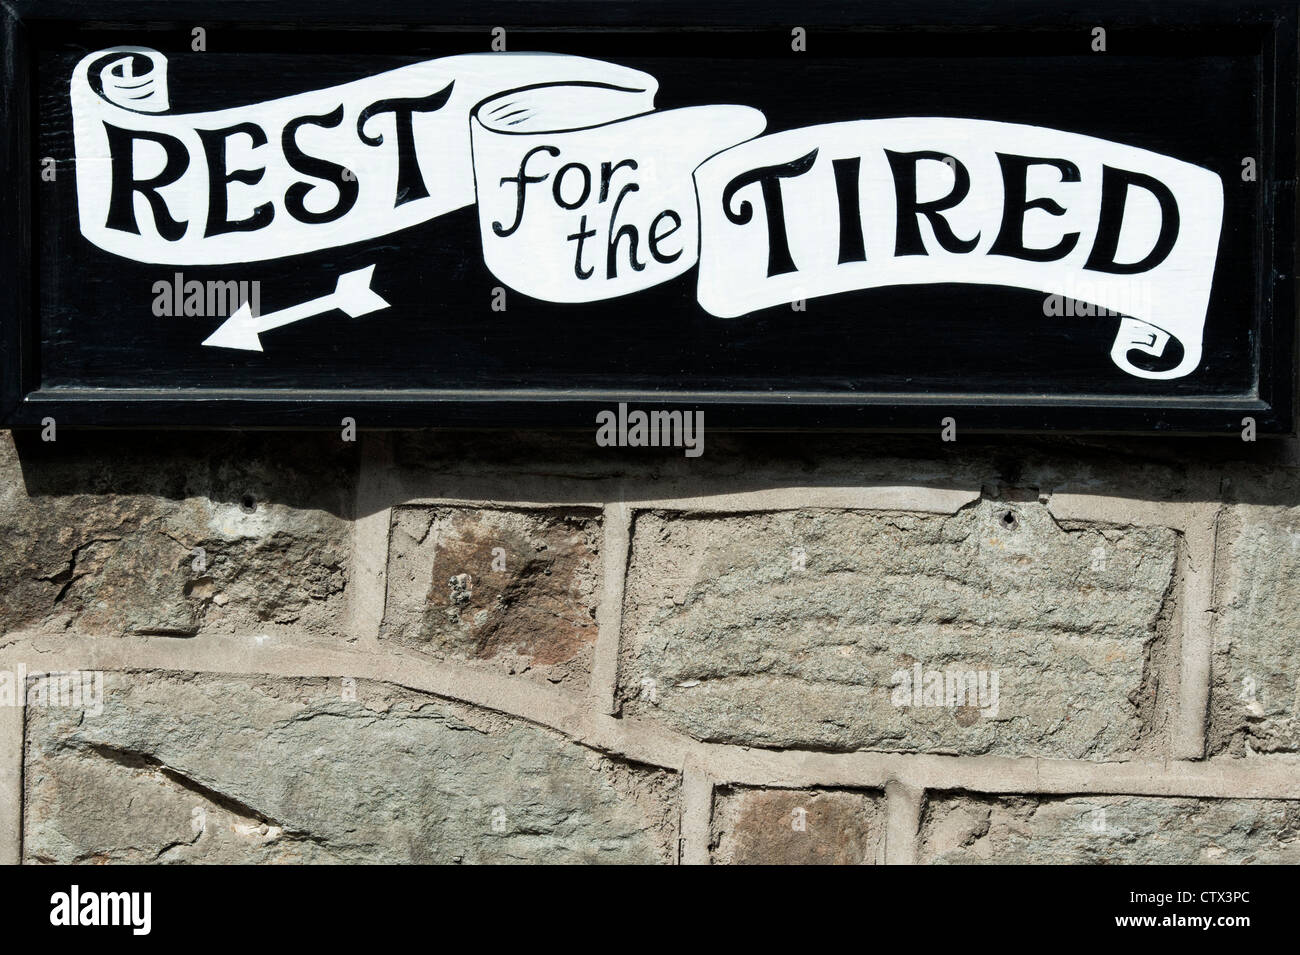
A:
[203,264,386,351]
[252,293,337,332]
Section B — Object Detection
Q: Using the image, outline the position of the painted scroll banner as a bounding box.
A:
[71,47,655,264]
[470,84,766,300]
[70,49,1225,379]
[693,119,1225,380]
[470,95,1222,380]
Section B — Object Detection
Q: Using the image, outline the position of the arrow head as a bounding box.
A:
[201,303,264,351]
[334,264,390,318]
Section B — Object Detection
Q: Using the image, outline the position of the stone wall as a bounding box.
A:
[2,429,1298,864]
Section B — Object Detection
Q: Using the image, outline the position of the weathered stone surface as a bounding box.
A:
[382,507,600,687]
[0,433,351,638]
[711,787,884,864]
[620,501,1177,757]
[1210,501,1300,756]
[920,793,1300,864]
[24,672,676,864]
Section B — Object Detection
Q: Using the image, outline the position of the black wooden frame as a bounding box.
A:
[1,0,1296,433]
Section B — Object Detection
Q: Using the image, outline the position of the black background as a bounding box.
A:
[6,862,1276,938]
[2,3,1292,430]
[34,26,1266,394]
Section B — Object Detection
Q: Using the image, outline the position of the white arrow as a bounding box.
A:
[202,264,390,352]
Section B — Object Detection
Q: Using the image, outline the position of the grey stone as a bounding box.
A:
[24,673,678,864]
[920,793,1300,864]
[1210,502,1300,755]
[620,501,1177,757]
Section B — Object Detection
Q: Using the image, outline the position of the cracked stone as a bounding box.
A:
[24,672,678,864]
[0,433,350,638]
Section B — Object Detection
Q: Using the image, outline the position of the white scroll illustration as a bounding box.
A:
[71,47,654,264]
[471,84,764,301]
[693,119,1223,380]
[70,48,1225,380]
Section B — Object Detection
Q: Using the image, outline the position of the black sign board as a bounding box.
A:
[1,1,1296,432]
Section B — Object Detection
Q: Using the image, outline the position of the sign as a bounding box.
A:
[2,1,1295,432]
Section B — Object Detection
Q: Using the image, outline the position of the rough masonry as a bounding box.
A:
[1,429,1298,863]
